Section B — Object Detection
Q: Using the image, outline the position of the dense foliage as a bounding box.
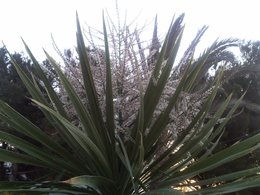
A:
[0,14,259,194]
[201,40,260,194]
[0,48,49,181]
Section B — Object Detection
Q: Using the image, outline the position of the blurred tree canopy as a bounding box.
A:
[240,40,260,65]
[202,40,260,194]
[0,47,41,122]
[0,47,55,181]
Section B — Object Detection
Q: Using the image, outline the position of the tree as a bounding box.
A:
[240,40,260,65]
[0,13,259,194]
[0,48,29,112]
[0,47,60,181]
[197,40,260,194]
[0,48,40,181]
[58,15,238,144]
[0,48,54,124]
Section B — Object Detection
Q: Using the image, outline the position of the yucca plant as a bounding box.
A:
[0,13,259,194]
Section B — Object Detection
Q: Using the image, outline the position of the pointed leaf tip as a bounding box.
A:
[76,11,79,19]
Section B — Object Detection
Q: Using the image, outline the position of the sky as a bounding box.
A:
[1,0,260,61]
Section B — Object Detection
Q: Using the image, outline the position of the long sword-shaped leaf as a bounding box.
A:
[0,100,75,162]
[4,45,78,159]
[76,14,109,145]
[0,182,93,194]
[179,167,260,187]
[141,73,222,180]
[31,99,113,178]
[127,38,146,174]
[0,149,53,170]
[144,188,183,195]
[144,35,211,152]
[0,131,82,174]
[142,15,184,131]
[44,51,106,153]
[169,91,247,175]
[30,73,85,158]
[21,39,67,117]
[170,69,224,150]
[166,93,232,166]
[188,175,260,195]
[143,29,183,151]
[158,133,260,187]
[142,70,237,184]
[0,101,91,173]
[147,93,233,184]
[102,13,117,177]
[5,47,47,106]
[117,136,138,194]
[103,12,115,144]
[64,175,116,194]
[183,41,218,92]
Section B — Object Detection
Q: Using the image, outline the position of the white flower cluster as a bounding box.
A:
[57,22,211,150]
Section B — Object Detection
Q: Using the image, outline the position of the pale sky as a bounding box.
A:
[1,0,260,60]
